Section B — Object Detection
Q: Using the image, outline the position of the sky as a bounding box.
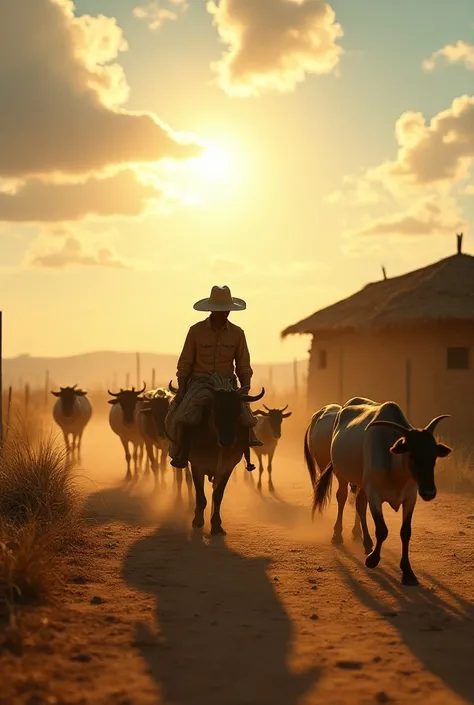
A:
[1,0,474,363]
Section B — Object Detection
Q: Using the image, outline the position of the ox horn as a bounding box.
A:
[242,387,265,403]
[279,404,289,413]
[169,380,179,394]
[136,382,146,395]
[263,404,270,412]
[425,415,451,435]
[107,389,120,397]
[368,419,413,434]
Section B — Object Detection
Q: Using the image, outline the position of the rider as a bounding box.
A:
[167,285,263,470]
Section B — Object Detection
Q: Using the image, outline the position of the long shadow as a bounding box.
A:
[122,518,320,705]
[334,545,474,702]
[247,482,311,529]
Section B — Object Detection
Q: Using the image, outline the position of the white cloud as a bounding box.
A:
[133,0,188,31]
[207,0,343,97]
[27,232,131,270]
[423,40,474,72]
[0,0,201,180]
[0,170,165,223]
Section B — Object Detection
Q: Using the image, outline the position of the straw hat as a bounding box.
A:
[193,285,246,312]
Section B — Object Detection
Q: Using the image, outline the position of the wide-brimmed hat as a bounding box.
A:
[193,285,246,312]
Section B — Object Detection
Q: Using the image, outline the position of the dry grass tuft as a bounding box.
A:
[0,425,84,633]
[436,449,474,495]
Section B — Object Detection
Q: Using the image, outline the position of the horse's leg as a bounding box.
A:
[355,488,374,555]
[175,467,183,501]
[191,467,207,529]
[186,466,193,508]
[121,438,132,481]
[332,476,348,545]
[210,471,232,536]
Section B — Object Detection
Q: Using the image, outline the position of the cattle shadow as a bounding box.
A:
[334,546,474,702]
[122,518,320,705]
[245,477,310,529]
[83,471,193,527]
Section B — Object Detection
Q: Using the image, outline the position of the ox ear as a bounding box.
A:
[51,391,61,397]
[108,399,118,405]
[76,390,87,396]
[282,412,292,418]
[437,442,452,458]
[254,409,268,416]
[390,437,408,455]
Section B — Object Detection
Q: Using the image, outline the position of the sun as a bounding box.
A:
[193,143,234,181]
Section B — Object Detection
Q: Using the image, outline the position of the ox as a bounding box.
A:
[252,404,292,490]
[304,403,361,545]
[169,380,265,535]
[137,388,173,480]
[312,398,452,585]
[108,385,147,481]
[51,385,92,461]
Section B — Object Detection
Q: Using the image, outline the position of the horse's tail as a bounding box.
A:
[304,420,319,502]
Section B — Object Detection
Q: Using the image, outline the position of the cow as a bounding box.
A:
[311,398,452,585]
[304,403,362,545]
[137,388,174,482]
[168,380,265,535]
[108,385,147,481]
[51,385,92,461]
[252,404,292,490]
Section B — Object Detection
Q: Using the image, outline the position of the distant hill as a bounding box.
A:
[3,352,308,395]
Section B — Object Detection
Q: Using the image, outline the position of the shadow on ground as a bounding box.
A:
[334,546,474,703]
[122,515,320,705]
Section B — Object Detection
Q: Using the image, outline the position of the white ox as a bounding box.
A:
[253,404,292,490]
[304,402,361,545]
[51,385,92,461]
[311,398,452,585]
[108,385,147,481]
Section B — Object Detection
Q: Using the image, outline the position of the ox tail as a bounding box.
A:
[312,462,334,519]
[304,421,319,494]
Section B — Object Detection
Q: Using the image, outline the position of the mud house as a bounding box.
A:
[281,236,474,447]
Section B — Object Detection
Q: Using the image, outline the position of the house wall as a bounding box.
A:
[307,322,474,448]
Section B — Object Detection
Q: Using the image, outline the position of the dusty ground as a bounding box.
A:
[2,417,474,705]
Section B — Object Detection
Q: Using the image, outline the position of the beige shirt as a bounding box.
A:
[177,317,253,385]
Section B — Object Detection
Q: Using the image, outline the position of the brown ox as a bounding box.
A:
[169,380,265,535]
[253,404,292,490]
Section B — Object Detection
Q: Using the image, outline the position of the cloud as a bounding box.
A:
[377,96,474,186]
[0,170,166,223]
[346,197,464,238]
[423,40,474,72]
[325,175,383,206]
[133,0,188,30]
[29,234,131,270]
[206,0,343,97]
[0,0,201,180]
[209,256,327,278]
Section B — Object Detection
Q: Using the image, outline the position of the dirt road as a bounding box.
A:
[3,418,474,705]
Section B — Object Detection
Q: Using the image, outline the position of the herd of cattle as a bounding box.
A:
[51,384,452,585]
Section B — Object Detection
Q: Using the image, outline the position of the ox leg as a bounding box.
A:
[77,432,84,462]
[365,489,388,569]
[144,440,156,476]
[210,472,232,536]
[62,431,71,456]
[132,444,140,477]
[121,439,132,481]
[191,470,207,529]
[175,467,183,502]
[257,452,264,491]
[267,450,275,493]
[332,479,348,545]
[160,446,168,476]
[355,489,374,555]
[400,499,418,586]
[185,466,194,508]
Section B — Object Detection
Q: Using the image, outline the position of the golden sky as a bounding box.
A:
[1,0,473,362]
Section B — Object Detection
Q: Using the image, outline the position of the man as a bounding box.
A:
[167,285,263,470]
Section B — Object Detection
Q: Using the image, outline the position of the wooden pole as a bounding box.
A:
[339,348,344,405]
[44,369,50,408]
[293,359,298,399]
[136,352,141,389]
[151,368,156,388]
[0,311,3,446]
[125,372,130,388]
[406,359,412,418]
[24,383,30,415]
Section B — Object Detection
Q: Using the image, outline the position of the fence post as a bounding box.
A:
[136,352,141,389]
[0,311,2,445]
[151,367,156,388]
[125,372,130,388]
[25,383,30,415]
[44,369,50,409]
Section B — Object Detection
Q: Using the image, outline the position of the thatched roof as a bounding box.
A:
[281,252,474,338]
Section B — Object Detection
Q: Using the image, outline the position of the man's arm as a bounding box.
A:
[235,329,253,390]
[176,327,196,400]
